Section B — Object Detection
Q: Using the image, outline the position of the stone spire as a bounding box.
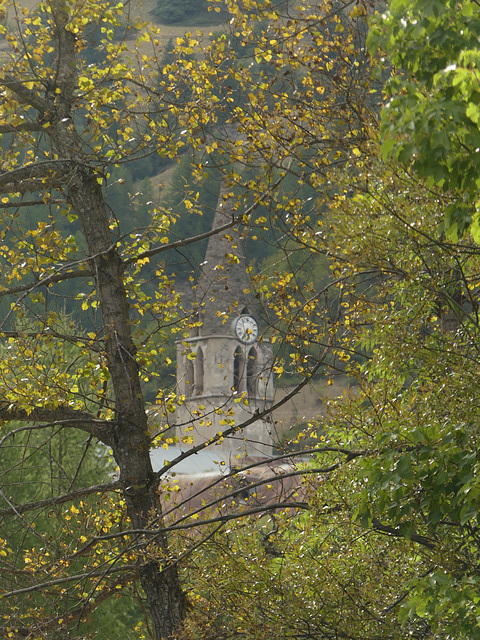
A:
[195,182,254,334]
[175,175,276,459]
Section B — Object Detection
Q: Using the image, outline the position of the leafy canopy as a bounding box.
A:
[368,0,480,240]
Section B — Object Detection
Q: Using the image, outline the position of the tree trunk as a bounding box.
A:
[0,0,188,633]
[44,2,188,636]
[62,164,188,639]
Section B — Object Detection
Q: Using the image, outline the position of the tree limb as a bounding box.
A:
[1,73,46,111]
[0,481,120,517]
[0,564,137,599]
[0,159,77,194]
[0,408,113,443]
[0,122,44,134]
[123,174,286,266]
[371,518,437,550]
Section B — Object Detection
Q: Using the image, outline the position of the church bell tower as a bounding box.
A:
[176,183,275,458]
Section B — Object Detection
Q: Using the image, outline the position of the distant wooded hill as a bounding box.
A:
[151,0,227,25]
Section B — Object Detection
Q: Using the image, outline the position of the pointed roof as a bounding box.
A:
[195,182,255,334]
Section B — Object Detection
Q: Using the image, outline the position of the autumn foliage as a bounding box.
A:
[1,0,479,639]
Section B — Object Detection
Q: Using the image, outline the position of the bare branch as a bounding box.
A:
[0,198,66,208]
[72,502,310,549]
[0,329,102,351]
[160,451,364,527]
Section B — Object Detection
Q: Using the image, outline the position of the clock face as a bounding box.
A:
[234,315,258,344]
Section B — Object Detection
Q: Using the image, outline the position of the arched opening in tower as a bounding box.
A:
[247,347,258,397]
[195,347,204,395]
[233,346,246,394]
[185,350,195,398]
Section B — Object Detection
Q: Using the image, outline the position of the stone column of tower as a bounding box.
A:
[176,182,275,459]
